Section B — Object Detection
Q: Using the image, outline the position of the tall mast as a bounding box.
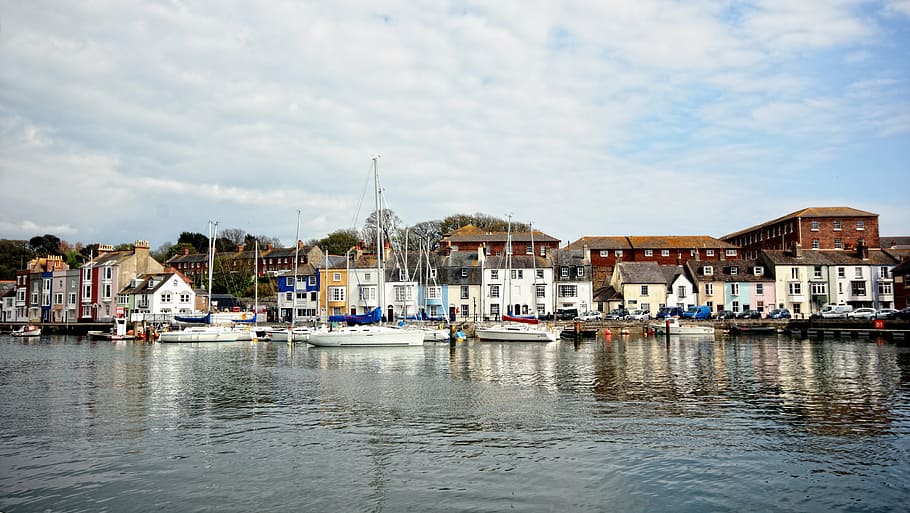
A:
[530,221,536,318]
[293,209,300,325]
[506,213,512,315]
[208,220,218,315]
[254,240,259,322]
[374,155,383,320]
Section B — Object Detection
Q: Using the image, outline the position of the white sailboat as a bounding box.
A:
[160,220,239,343]
[308,156,423,347]
[475,216,559,342]
[650,318,715,336]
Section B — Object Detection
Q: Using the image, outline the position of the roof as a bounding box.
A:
[616,261,666,284]
[722,206,878,239]
[444,225,560,243]
[565,235,736,250]
[760,249,897,267]
[881,236,910,249]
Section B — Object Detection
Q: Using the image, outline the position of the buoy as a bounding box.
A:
[620,328,630,335]
[604,328,611,336]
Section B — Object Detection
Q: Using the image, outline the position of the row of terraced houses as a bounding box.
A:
[3,207,909,324]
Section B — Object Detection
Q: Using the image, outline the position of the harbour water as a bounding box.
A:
[1,333,908,512]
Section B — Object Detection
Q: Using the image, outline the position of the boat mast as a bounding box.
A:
[506,213,512,316]
[254,240,259,323]
[373,154,383,322]
[530,221,536,318]
[208,220,218,315]
[293,209,300,325]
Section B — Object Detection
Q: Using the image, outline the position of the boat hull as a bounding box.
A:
[475,325,558,342]
[307,326,424,347]
[158,327,240,343]
[11,326,41,337]
[270,327,312,343]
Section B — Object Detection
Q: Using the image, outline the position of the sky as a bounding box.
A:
[1,0,909,252]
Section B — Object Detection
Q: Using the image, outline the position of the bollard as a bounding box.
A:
[450,324,457,347]
[665,318,671,346]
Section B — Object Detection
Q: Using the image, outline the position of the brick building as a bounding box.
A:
[722,207,880,259]
[438,225,561,258]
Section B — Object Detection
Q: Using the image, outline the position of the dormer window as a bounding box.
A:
[730,266,738,275]
[725,249,737,257]
[460,268,468,278]
[754,267,763,276]
[704,266,713,276]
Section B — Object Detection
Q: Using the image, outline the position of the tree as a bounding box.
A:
[0,239,34,280]
[362,208,402,249]
[28,234,62,256]
[151,241,173,262]
[211,254,254,297]
[406,220,443,251]
[178,232,209,254]
[220,228,246,246]
[318,229,361,255]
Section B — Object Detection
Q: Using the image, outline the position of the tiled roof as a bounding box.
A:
[564,236,631,250]
[722,206,878,239]
[760,249,897,266]
[616,261,665,284]
[626,236,737,249]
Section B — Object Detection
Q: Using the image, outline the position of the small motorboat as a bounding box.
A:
[650,318,715,336]
[11,325,41,337]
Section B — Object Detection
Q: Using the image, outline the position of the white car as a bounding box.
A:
[847,307,876,319]
[574,311,603,321]
[876,308,898,319]
[627,309,651,320]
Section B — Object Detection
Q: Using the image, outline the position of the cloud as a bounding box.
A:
[1,0,907,247]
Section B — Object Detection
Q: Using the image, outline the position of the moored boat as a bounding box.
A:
[270,326,314,343]
[158,325,240,343]
[475,323,559,342]
[650,318,715,336]
[11,325,41,337]
[307,325,424,347]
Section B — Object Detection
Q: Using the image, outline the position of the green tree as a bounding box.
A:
[318,229,361,255]
[177,232,209,253]
[211,254,254,297]
[28,234,62,256]
[0,239,34,280]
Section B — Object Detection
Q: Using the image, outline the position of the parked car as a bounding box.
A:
[627,309,651,320]
[736,309,761,319]
[819,304,853,319]
[896,307,910,320]
[555,308,579,321]
[847,307,876,319]
[605,308,630,320]
[656,306,685,319]
[875,308,898,319]
[681,305,712,320]
[766,308,791,319]
[713,310,735,320]
[574,311,603,321]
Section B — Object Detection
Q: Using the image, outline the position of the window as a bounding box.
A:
[461,286,469,300]
[790,268,799,280]
[706,250,715,257]
[104,266,113,280]
[705,283,713,295]
[854,267,863,278]
[732,301,740,312]
[511,270,523,279]
[731,283,740,295]
[811,220,819,231]
[398,269,406,281]
[755,284,763,295]
[838,267,846,278]
[810,238,819,250]
[461,268,468,278]
[615,250,623,258]
[394,286,411,301]
[82,284,91,300]
[576,267,584,277]
[640,285,649,296]
[788,282,802,295]
[491,270,499,280]
[754,267,763,276]
[462,304,470,317]
[536,285,546,298]
[661,250,670,257]
[599,250,609,257]
[704,266,713,276]
[490,304,500,317]
[430,269,437,279]
[792,303,801,314]
[811,283,827,295]
[558,284,577,297]
[364,273,372,281]
[82,267,92,280]
[834,239,843,249]
[833,220,842,231]
[814,266,823,279]
[731,266,738,275]
[117,295,128,306]
[102,284,112,299]
[536,269,544,279]
[725,249,737,256]
[879,267,891,279]
[285,292,293,301]
[525,244,533,255]
[308,276,316,286]
[288,277,295,287]
[68,293,76,305]
[857,220,865,231]
[540,246,546,257]
[332,272,341,282]
[677,286,686,297]
[427,287,441,299]
[180,293,190,303]
[161,293,172,303]
[54,293,63,305]
[561,267,569,279]
[645,250,653,257]
[329,287,345,301]
[851,281,866,296]
[489,285,500,298]
[878,282,893,295]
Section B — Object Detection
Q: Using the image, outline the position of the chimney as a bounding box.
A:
[98,244,114,254]
[791,241,802,258]
[297,240,305,249]
[857,239,868,260]
[694,248,700,262]
[266,243,273,251]
[237,244,244,253]
[183,247,191,256]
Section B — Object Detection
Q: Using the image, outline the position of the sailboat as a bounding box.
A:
[475,217,559,342]
[160,220,239,343]
[307,156,424,347]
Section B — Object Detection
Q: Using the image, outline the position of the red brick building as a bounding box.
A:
[438,225,561,257]
[722,207,880,259]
